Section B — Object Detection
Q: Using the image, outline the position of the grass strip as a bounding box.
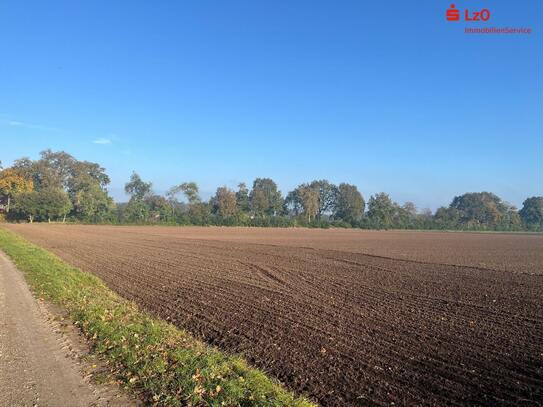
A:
[0,228,315,406]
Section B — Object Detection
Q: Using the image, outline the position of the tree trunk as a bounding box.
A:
[6,195,10,213]
[29,215,33,223]
[62,214,66,223]
[48,217,51,223]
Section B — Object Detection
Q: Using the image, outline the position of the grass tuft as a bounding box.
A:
[0,228,315,406]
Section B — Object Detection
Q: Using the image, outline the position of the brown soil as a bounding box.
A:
[5,224,543,406]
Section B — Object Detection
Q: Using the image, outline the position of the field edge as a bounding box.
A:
[0,227,315,407]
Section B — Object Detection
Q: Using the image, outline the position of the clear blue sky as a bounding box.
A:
[1,1,541,209]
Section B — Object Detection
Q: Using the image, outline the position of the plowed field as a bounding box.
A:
[4,225,543,406]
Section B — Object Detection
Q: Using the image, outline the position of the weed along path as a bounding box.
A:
[0,250,132,407]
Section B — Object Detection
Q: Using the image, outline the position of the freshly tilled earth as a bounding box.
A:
[6,225,543,406]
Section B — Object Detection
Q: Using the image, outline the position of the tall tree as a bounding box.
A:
[309,180,338,219]
[235,183,250,212]
[74,183,114,222]
[393,202,418,228]
[174,182,208,224]
[298,184,319,222]
[165,185,184,218]
[212,186,238,218]
[123,173,153,223]
[366,192,395,228]
[145,195,172,222]
[38,149,75,189]
[36,188,73,222]
[0,168,34,212]
[124,172,152,201]
[123,199,150,223]
[250,188,268,216]
[179,182,200,204]
[11,157,35,180]
[13,191,39,223]
[402,202,417,217]
[499,206,523,231]
[334,183,365,225]
[66,160,110,197]
[187,201,211,225]
[433,206,460,229]
[287,183,320,222]
[285,189,303,216]
[250,178,283,216]
[449,192,509,228]
[519,197,543,230]
[10,151,112,222]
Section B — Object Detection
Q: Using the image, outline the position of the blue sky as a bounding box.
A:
[1,1,541,209]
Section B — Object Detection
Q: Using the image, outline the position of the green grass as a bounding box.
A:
[0,227,315,407]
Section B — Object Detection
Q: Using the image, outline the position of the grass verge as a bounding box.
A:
[0,227,315,406]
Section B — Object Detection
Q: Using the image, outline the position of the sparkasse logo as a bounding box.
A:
[445,3,532,35]
[446,4,491,22]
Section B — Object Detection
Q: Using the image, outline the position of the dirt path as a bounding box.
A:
[0,251,133,407]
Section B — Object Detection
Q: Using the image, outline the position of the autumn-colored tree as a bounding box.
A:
[298,184,319,222]
[212,186,238,218]
[288,183,320,222]
[0,168,34,212]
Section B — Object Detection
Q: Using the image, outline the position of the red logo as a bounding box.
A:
[447,4,491,22]
[446,4,460,21]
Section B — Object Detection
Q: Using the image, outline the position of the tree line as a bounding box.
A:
[0,150,542,231]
